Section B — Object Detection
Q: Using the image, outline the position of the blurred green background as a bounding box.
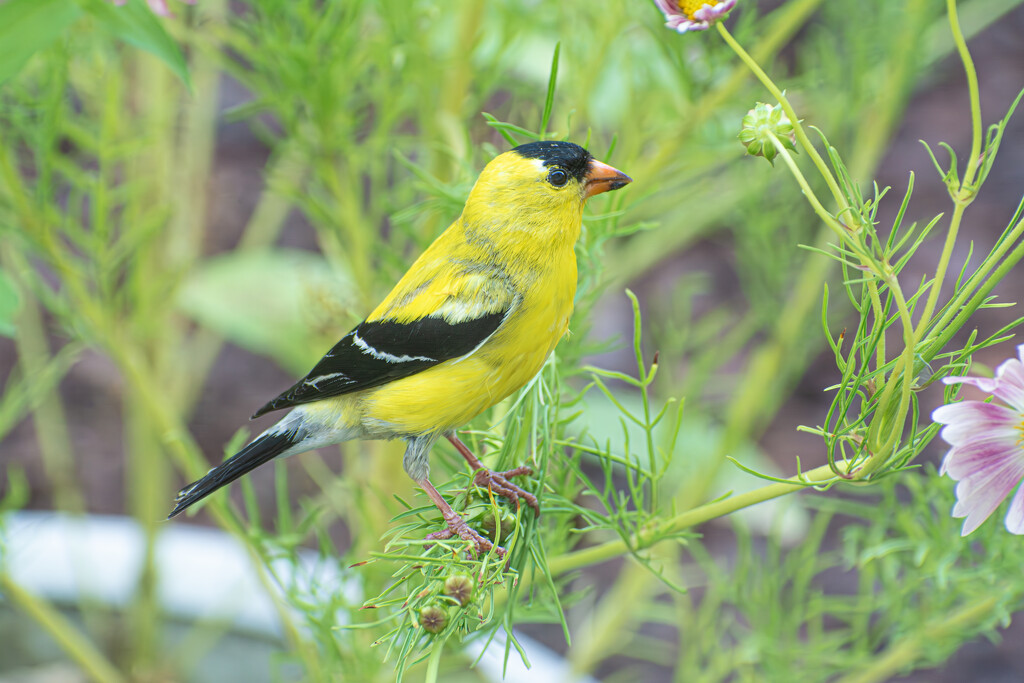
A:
[2,0,1024,681]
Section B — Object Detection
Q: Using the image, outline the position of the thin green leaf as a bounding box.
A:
[539,42,560,139]
[79,0,192,90]
[0,268,20,337]
[0,0,81,86]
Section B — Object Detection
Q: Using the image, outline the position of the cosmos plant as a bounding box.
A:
[653,0,1024,544]
[653,0,737,32]
[933,347,1024,536]
[2,1,1024,682]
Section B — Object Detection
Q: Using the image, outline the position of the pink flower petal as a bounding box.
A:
[146,0,172,16]
[693,0,736,22]
[934,346,1024,536]
[949,455,1020,495]
[940,431,1020,478]
[653,0,734,32]
[1005,481,1024,534]
[932,401,1018,445]
[953,455,1024,535]
[944,375,997,391]
[945,353,1024,412]
[992,353,1024,411]
[955,491,1002,535]
[956,450,1024,493]
[669,19,707,33]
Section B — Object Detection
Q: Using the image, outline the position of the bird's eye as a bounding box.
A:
[547,169,568,187]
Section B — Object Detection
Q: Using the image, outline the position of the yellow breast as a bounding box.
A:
[357,249,577,436]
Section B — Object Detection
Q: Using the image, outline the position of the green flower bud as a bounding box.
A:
[739,102,797,165]
[443,574,476,607]
[462,502,517,542]
[478,507,517,542]
[419,604,447,634]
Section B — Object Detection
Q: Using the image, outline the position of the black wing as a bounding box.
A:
[251,312,506,418]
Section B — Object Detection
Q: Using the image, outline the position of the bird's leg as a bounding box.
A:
[417,476,505,558]
[446,433,540,516]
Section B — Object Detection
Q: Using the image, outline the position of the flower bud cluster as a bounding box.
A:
[739,102,797,165]
[417,573,479,635]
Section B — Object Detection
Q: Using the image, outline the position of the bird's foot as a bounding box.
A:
[472,466,540,516]
[425,508,505,558]
[445,433,541,515]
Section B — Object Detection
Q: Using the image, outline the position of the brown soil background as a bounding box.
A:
[2,4,1024,681]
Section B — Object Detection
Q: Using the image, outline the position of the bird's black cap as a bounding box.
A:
[513,140,592,183]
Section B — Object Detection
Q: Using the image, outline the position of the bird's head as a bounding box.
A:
[462,141,631,248]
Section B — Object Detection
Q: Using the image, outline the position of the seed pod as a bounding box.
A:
[443,574,475,607]
[478,508,517,541]
[738,101,797,166]
[419,604,447,633]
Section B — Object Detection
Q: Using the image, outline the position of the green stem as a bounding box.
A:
[111,345,330,682]
[174,139,309,413]
[124,50,179,676]
[640,0,824,181]
[759,135,918,471]
[947,0,984,190]
[163,0,227,411]
[924,217,1024,358]
[914,0,984,339]
[679,133,849,503]
[0,573,127,683]
[868,276,887,371]
[167,0,225,269]
[433,0,483,177]
[766,134,895,353]
[630,291,659,511]
[1,244,83,513]
[767,134,848,239]
[423,634,447,683]
[124,388,166,670]
[926,213,1024,339]
[716,22,849,214]
[0,156,322,680]
[716,22,925,484]
[847,0,927,176]
[551,462,844,575]
[863,282,916,470]
[681,13,920,503]
[911,191,968,341]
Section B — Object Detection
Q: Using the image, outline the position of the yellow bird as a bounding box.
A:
[169,141,631,555]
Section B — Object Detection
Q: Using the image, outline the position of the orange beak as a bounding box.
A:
[584,159,632,198]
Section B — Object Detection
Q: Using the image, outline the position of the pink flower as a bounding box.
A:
[653,0,737,33]
[110,0,195,17]
[932,345,1024,535]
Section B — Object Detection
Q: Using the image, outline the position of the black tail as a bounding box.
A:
[167,430,297,518]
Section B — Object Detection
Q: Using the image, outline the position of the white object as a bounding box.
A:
[1,511,595,683]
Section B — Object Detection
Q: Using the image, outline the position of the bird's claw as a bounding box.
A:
[425,511,506,558]
[472,466,540,516]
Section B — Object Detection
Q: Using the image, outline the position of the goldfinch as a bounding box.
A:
[168,141,631,555]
